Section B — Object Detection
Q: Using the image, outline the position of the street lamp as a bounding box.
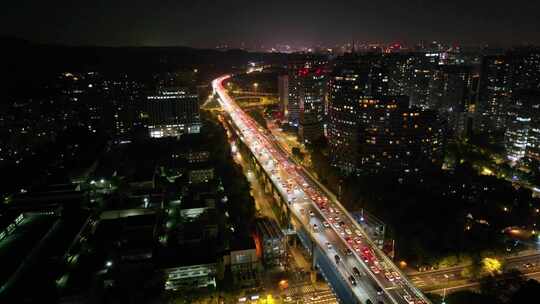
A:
[442,273,449,304]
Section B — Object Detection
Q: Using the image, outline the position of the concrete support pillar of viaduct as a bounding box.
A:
[285,208,292,229]
[310,240,318,284]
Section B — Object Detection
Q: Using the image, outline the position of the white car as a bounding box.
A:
[326,242,332,249]
[322,221,330,228]
[403,294,414,304]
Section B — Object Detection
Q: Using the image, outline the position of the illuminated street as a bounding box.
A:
[213,75,431,304]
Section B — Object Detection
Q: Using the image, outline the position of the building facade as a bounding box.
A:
[428,65,477,138]
[505,90,540,162]
[146,88,201,138]
[255,218,286,267]
[477,55,512,134]
[278,74,289,119]
[327,59,369,173]
[298,67,326,143]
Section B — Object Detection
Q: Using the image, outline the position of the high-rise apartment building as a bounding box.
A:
[428,65,478,138]
[505,90,540,162]
[277,74,289,119]
[509,48,540,93]
[407,54,436,109]
[327,58,370,173]
[298,67,326,143]
[286,60,307,127]
[327,53,445,175]
[368,62,390,96]
[286,56,327,127]
[356,96,410,173]
[329,92,443,175]
[355,96,443,175]
[477,55,511,134]
[385,53,413,97]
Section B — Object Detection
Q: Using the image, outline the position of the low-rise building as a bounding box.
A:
[255,218,286,267]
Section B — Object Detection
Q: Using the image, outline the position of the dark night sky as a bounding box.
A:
[2,0,540,47]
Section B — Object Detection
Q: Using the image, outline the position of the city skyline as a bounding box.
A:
[2,2,540,303]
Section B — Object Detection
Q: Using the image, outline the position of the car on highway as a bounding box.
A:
[326,242,332,249]
[322,221,330,228]
[362,254,370,263]
[370,265,380,274]
[372,284,383,295]
[313,223,318,232]
[309,210,315,217]
[335,255,341,264]
[392,271,401,280]
[349,275,357,286]
[384,272,394,281]
[352,267,361,277]
[403,294,414,304]
[283,296,293,302]
[355,229,362,237]
[345,228,352,235]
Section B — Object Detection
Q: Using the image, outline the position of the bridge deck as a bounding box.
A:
[213,75,431,304]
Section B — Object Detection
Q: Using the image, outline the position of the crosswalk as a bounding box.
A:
[411,276,426,288]
[284,284,338,304]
